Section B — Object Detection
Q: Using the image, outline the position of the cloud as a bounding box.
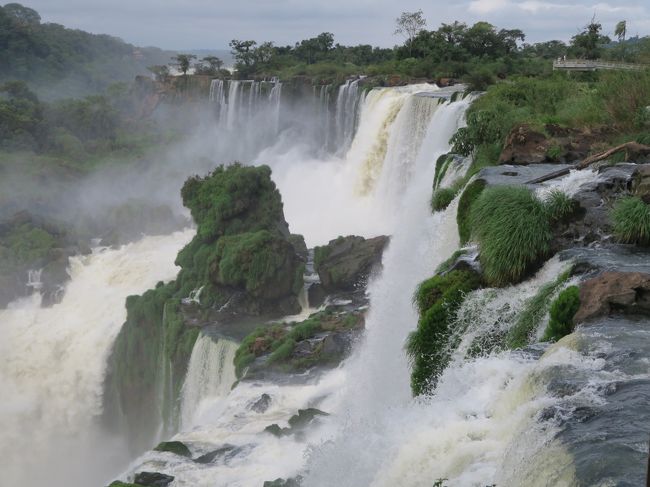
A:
[18,0,650,48]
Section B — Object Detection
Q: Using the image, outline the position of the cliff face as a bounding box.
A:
[103,164,305,453]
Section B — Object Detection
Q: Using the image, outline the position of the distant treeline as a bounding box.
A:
[0,2,175,99]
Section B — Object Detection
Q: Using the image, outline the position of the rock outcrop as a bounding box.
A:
[575,271,650,323]
[314,235,389,293]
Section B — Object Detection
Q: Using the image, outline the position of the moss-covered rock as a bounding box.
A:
[234,308,364,379]
[431,187,457,212]
[313,235,388,292]
[153,440,192,458]
[456,179,486,245]
[407,270,483,396]
[104,164,304,453]
[264,408,328,437]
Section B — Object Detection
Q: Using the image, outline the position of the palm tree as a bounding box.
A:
[615,20,627,60]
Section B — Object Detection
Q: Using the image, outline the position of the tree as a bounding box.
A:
[394,10,427,56]
[171,54,197,75]
[615,20,627,43]
[147,64,170,82]
[569,17,611,60]
[202,56,223,71]
[615,20,627,60]
[3,3,40,26]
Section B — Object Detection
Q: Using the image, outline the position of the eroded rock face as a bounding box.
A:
[499,124,550,165]
[314,235,389,293]
[575,271,650,323]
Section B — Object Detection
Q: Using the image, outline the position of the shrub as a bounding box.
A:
[470,186,552,286]
[431,187,457,212]
[543,285,580,341]
[456,179,486,244]
[407,270,482,396]
[544,189,578,222]
[611,196,650,246]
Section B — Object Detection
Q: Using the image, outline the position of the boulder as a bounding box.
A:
[153,441,192,458]
[249,393,272,413]
[575,271,650,323]
[314,235,389,292]
[194,445,236,464]
[133,472,175,487]
[632,164,650,203]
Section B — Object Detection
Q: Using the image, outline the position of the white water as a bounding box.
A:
[180,334,238,430]
[0,230,193,487]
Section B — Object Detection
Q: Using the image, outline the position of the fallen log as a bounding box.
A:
[525,141,650,184]
[577,142,650,169]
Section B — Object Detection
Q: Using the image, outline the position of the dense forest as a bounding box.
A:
[0,2,175,99]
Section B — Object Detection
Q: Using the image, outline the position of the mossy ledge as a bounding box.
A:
[103,164,305,453]
[407,270,482,396]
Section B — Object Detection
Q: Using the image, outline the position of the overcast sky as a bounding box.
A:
[20,0,650,50]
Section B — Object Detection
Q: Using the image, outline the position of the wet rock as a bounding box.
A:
[263,477,302,487]
[632,164,650,203]
[153,441,192,458]
[575,271,650,323]
[194,445,236,464]
[249,393,272,413]
[264,409,328,437]
[314,235,389,292]
[133,472,175,487]
[307,282,327,308]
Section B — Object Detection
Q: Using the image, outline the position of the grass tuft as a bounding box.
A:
[470,186,551,286]
[611,196,650,246]
[543,285,580,341]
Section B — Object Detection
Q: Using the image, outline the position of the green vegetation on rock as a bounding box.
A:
[154,441,192,458]
[105,164,304,452]
[407,270,482,396]
[611,196,650,246]
[456,180,486,245]
[431,187,457,212]
[543,285,581,341]
[506,270,572,349]
[470,186,552,286]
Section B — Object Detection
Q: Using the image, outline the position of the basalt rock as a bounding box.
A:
[499,124,550,165]
[314,235,389,293]
[153,441,192,458]
[133,472,175,487]
[574,271,650,323]
[632,164,650,203]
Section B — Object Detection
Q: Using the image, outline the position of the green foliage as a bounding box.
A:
[543,286,580,341]
[431,187,457,212]
[180,164,285,243]
[433,153,453,189]
[544,190,578,222]
[457,179,486,244]
[434,249,466,274]
[506,270,571,348]
[407,270,482,395]
[215,230,296,297]
[611,196,650,246]
[1,222,57,265]
[154,440,192,458]
[470,186,551,286]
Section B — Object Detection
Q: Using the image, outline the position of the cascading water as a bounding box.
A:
[335,78,363,154]
[0,230,193,487]
[180,334,238,430]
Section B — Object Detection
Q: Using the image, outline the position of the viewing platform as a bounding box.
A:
[553,59,648,72]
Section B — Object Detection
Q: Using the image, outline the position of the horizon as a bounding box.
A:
[17,0,650,51]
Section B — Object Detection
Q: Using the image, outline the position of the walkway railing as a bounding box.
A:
[553,59,648,71]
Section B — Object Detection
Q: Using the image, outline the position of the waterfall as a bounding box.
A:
[26,268,43,291]
[180,334,237,429]
[0,230,193,487]
[335,78,363,154]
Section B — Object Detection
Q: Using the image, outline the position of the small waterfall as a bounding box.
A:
[180,334,237,429]
[269,78,282,135]
[209,79,226,123]
[226,80,242,130]
[26,268,43,291]
[335,78,363,154]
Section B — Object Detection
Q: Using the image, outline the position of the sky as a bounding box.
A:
[19,0,650,50]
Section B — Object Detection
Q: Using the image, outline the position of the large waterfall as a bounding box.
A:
[0,230,193,487]
[3,77,646,487]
